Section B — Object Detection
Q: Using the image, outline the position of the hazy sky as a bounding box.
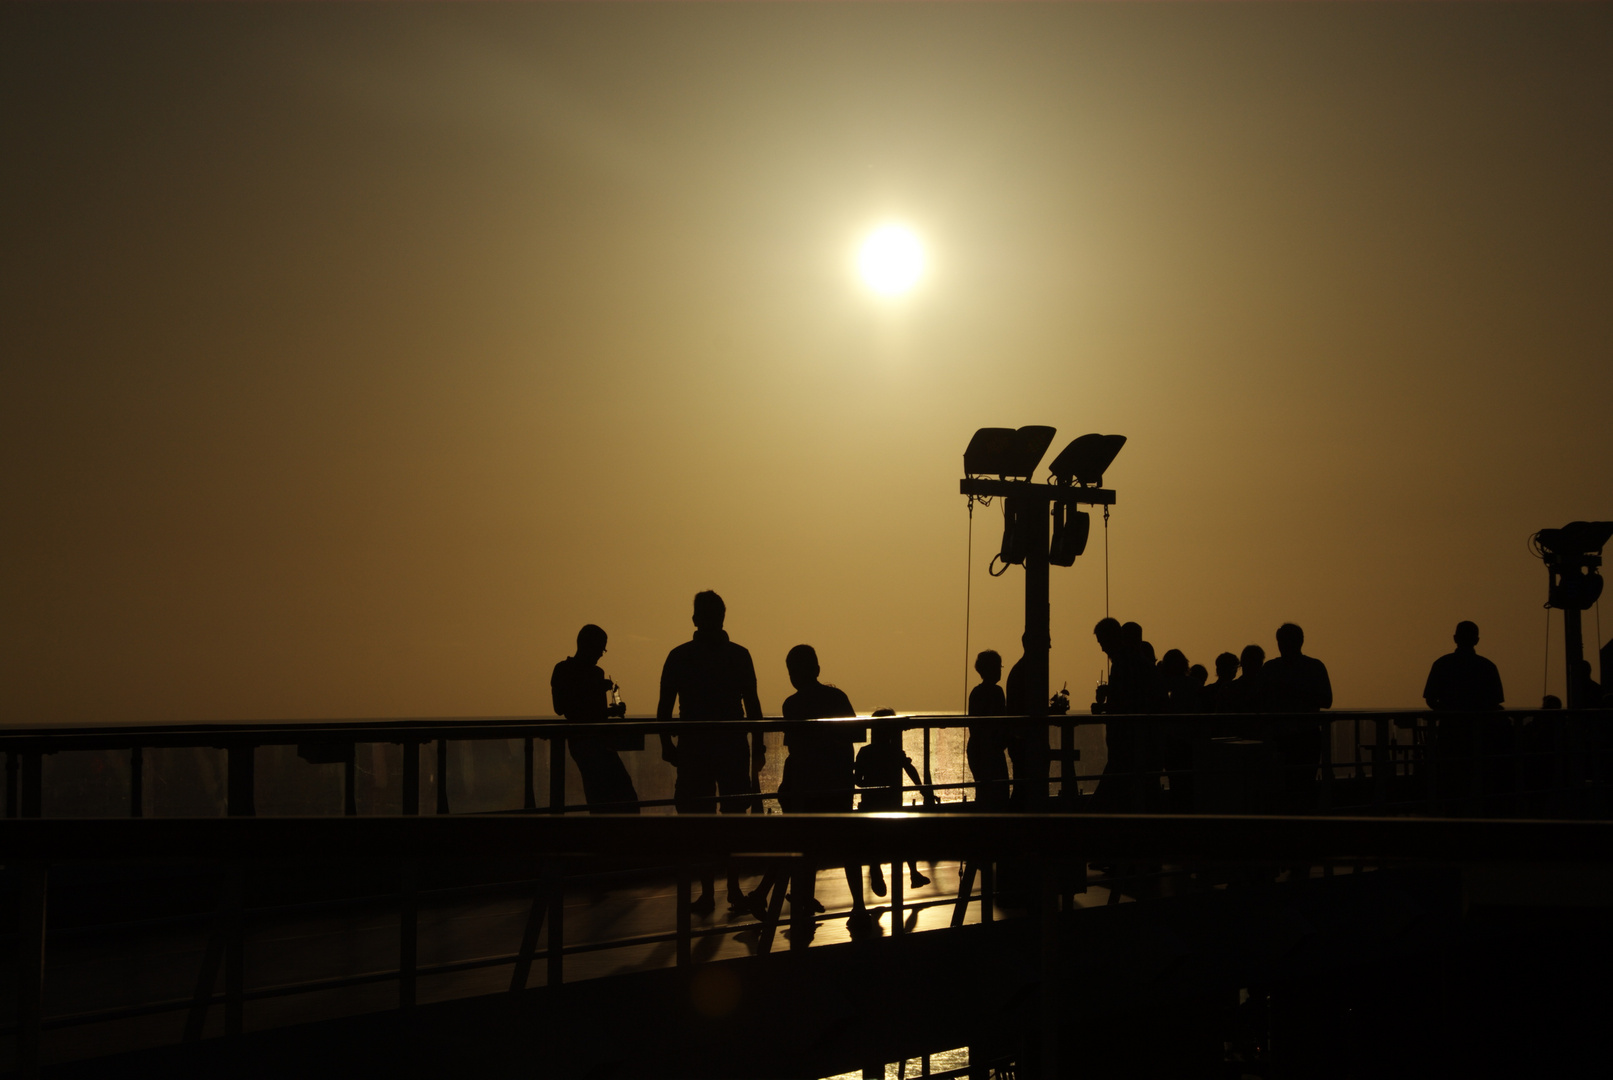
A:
[4,3,1610,723]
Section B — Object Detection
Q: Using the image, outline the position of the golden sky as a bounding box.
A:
[4,3,1610,723]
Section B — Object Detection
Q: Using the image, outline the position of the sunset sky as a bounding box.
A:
[4,3,1610,724]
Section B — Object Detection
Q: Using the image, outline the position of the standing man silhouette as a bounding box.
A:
[1260,623,1332,811]
[1423,621,1504,712]
[1424,621,1505,811]
[657,590,765,915]
[551,624,640,813]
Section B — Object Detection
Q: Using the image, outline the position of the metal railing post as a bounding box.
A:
[223,863,245,1037]
[130,746,144,818]
[1373,717,1391,806]
[1318,720,1334,811]
[16,862,46,1079]
[891,854,904,936]
[676,866,692,967]
[523,737,537,811]
[980,860,994,932]
[790,856,814,951]
[343,743,357,817]
[546,871,564,986]
[549,736,566,814]
[21,751,42,818]
[510,875,548,993]
[226,744,255,817]
[399,859,418,1009]
[402,740,419,815]
[435,739,450,815]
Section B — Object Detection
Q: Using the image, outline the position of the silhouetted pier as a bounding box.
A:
[4,710,1613,1078]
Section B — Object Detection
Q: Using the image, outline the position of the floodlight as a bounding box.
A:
[1533,521,1613,612]
[998,496,1033,566]
[1049,504,1090,567]
[1048,434,1126,487]
[964,425,1056,480]
[1537,521,1613,559]
[963,428,1016,476]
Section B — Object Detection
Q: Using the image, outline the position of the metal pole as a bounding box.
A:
[223,864,245,1037]
[549,737,566,814]
[21,752,42,818]
[1025,503,1051,720]
[130,746,144,818]
[402,741,420,815]
[546,872,564,987]
[16,863,46,1079]
[435,740,450,815]
[226,744,254,817]
[523,737,537,811]
[1564,608,1587,708]
[399,859,418,1009]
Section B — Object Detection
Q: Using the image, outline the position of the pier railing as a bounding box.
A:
[3,812,1613,1076]
[2,710,1609,821]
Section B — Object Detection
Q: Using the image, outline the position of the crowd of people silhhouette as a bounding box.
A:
[553,592,1608,926]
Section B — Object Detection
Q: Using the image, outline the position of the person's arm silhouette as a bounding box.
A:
[740,657,766,780]
[657,657,679,764]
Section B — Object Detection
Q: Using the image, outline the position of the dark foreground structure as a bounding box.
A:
[4,710,1613,1078]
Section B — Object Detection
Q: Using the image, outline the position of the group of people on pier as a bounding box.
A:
[553,590,1605,918]
[551,590,931,921]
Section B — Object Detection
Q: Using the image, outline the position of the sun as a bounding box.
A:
[858,225,924,295]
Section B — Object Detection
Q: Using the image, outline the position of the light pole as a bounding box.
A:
[1533,521,1613,707]
[960,428,1125,719]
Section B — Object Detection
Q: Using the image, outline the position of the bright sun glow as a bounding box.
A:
[858,225,924,295]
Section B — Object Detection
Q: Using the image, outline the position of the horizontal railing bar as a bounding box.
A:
[19,891,968,1035]
[3,709,1602,753]
[3,813,1612,864]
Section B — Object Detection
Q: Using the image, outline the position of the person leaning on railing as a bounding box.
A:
[551,624,641,814]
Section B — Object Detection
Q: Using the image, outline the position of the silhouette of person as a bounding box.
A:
[551,624,641,814]
[1186,663,1210,712]
[1091,617,1123,714]
[1156,649,1197,810]
[1423,622,1504,712]
[1260,624,1332,811]
[1226,644,1266,714]
[1423,622,1507,812]
[1091,618,1142,811]
[1003,637,1050,809]
[1204,652,1241,714]
[657,591,764,915]
[747,645,870,935]
[966,650,1011,809]
[856,708,936,894]
[1159,649,1193,713]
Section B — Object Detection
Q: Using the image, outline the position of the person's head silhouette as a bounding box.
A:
[1093,618,1121,655]
[576,624,607,664]
[975,649,1002,685]
[1275,623,1305,659]
[693,590,726,631]
[1120,622,1143,651]
[786,643,820,690]
[1188,664,1209,687]
[1214,652,1240,681]
[1240,644,1266,674]
[1160,649,1188,680]
[1453,621,1480,649]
